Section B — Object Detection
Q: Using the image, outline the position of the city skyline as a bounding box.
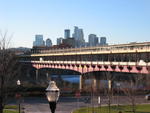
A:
[0,0,150,48]
[33,26,107,48]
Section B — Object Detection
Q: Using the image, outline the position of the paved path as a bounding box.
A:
[23,97,85,113]
[22,96,150,113]
[24,102,78,113]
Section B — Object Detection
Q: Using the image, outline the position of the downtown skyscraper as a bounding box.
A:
[33,35,45,47]
[64,29,70,39]
[88,34,99,47]
[72,26,85,47]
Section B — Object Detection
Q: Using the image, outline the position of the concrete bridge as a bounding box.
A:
[20,42,150,90]
[21,42,150,74]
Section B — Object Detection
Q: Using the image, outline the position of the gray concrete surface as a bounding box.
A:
[22,96,150,113]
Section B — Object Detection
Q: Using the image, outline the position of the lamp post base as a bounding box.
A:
[49,102,56,113]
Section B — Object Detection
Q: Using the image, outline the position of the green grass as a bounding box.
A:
[73,104,150,113]
[3,105,19,113]
[4,105,18,109]
[3,109,18,113]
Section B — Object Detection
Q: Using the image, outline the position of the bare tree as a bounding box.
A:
[121,74,143,113]
[0,31,20,113]
[104,71,115,113]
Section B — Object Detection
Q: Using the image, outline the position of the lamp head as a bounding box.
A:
[46,81,60,102]
[17,80,21,86]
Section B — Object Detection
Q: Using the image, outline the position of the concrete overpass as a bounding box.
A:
[20,42,150,90]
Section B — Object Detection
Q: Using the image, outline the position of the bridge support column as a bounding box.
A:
[93,78,97,92]
[92,76,98,92]
[79,75,82,91]
[46,72,49,79]
[96,79,101,91]
[108,80,112,92]
[46,72,51,81]
[91,75,101,93]
[36,69,38,81]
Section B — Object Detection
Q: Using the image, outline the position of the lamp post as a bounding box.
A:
[46,81,60,113]
[16,80,21,113]
[116,83,120,107]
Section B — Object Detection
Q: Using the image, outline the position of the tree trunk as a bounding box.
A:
[0,96,3,113]
[0,75,4,113]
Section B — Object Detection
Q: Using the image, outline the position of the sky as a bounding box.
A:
[0,0,150,48]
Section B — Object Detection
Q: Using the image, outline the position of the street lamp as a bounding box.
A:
[116,83,120,107]
[17,80,21,86]
[46,81,60,113]
[16,80,21,113]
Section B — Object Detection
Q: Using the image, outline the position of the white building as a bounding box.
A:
[33,35,45,47]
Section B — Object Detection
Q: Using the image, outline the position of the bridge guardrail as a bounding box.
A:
[20,60,150,67]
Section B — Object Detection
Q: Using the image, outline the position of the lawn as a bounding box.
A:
[3,109,18,113]
[3,105,19,113]
[73,104,150,113]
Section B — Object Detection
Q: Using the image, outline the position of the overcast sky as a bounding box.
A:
[0,0,150,47]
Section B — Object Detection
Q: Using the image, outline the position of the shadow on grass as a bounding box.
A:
[111,106,126,112]
[136,112,150,113]
[125,111,150,113]
[108,106,150,113]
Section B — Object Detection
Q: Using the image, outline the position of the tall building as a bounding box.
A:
[46,38,52,47]
[33,35,45,47]
[88,34,99,47]
[72,26,85,47]
[100,37,107,45]
[62,38,75,48]
[64,29,70,39]
[57,37,63,45]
